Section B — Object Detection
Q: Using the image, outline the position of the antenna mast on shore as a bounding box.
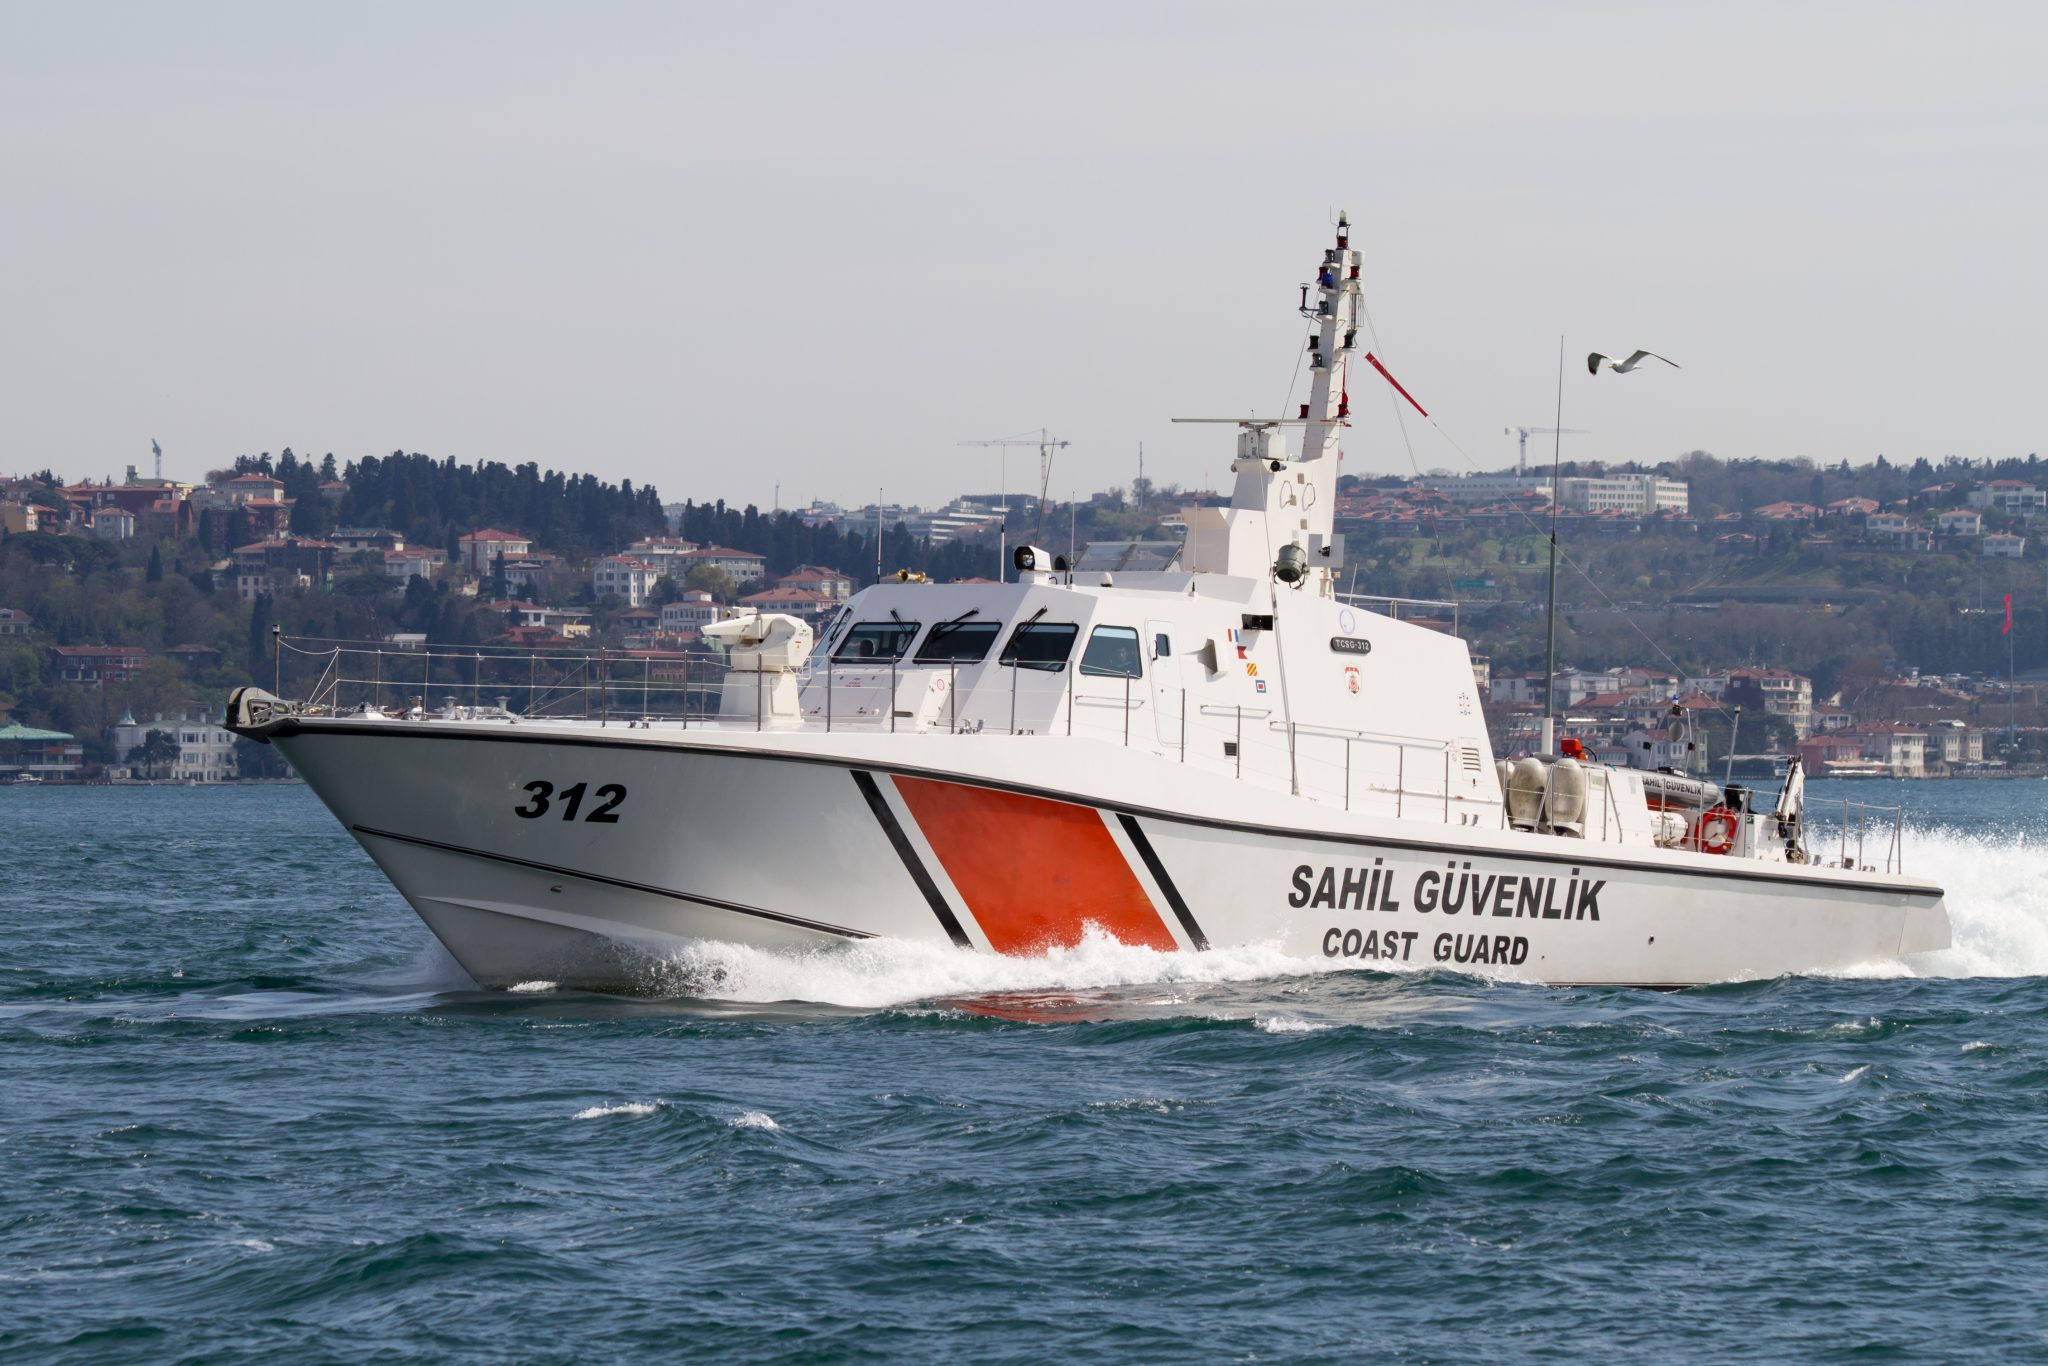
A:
[958,428,1069,581]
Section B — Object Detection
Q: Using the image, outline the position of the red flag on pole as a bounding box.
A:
[2004,592,2013,634]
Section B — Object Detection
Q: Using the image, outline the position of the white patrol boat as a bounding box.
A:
[228,217,1949,989]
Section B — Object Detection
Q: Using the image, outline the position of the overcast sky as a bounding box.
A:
[3,1,2041,510]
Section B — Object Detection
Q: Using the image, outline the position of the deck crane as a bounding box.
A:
[957,428,1069,580]
[1505,425,1588,477]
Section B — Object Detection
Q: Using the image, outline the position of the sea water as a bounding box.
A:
[3,779,2045,1362]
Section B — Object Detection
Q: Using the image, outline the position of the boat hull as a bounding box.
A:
[264,719,1950,991]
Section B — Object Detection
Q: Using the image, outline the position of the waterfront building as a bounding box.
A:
[0,722,83,780]
[112,706,240,782]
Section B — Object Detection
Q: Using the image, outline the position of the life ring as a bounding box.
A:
[1690,806,1737,855]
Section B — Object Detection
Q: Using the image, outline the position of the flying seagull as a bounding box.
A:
[1588,349,1679,375]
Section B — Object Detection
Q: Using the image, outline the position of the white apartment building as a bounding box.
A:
[1557,474,1690,516]
[1421,474,1556,504]
[1967,482,2047,516]
[1931,723,1985,766]
[1847,725,1927,779]
[1984,533,2027,558]
[91,508,137,540]
[458,529,535,576]
[1726,667,1815,740]
[592,555,659,607]
[623,536,700,578]
[112,707,240,782]
[658,590,738,633]
[383,548,443,583]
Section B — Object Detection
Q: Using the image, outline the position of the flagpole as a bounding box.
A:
[1541,336,1564,757]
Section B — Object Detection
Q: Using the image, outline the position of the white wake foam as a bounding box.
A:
[629,824,2045,1005]
[727,1111,780,1130]
[651,928,1335,1010]
[1872,825,2048,979]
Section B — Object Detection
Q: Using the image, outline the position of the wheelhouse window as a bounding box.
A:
[915,620,1001,663]
[833,621,920,662]
[817,605,851,654]
[998,621,1078,671]
[1079,625,1144,679]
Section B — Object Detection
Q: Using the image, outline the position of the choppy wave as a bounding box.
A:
[12,784,2048,1363]
[573,1101,665,1120]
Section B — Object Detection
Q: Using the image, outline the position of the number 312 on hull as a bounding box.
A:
[514,781,626,822]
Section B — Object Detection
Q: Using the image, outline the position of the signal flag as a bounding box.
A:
[2004,592,2013,635]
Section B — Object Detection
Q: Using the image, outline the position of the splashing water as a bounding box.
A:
[637,823,2047,1006]
[649,928,1341,1009]
[1890,825,2048,978]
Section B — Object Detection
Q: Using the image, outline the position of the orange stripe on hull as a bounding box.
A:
[891,777,1178,955]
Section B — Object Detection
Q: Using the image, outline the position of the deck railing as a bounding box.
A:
[279,635,732,724]
[271,637,1908,864]
[1807,798,1907,875]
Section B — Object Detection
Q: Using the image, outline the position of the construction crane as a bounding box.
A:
[1505,426,1589,477]
[957,428,1069,580]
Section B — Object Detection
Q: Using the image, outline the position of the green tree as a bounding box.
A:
[125,728,180,780]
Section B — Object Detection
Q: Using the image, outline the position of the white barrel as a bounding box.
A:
[1549,757,1588,834]
[1506,757,1547,827]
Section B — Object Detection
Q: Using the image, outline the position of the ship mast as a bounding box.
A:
[1171,215,1359,587]
[1293,210,1360,583]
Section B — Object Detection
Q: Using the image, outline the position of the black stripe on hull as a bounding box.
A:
[350,824,873,940]
[848,770,974,948]
[1117,812,1210,950]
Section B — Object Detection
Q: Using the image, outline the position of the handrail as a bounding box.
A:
[269,633,1521,835]
[1336,591,1460,637]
